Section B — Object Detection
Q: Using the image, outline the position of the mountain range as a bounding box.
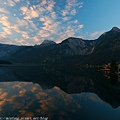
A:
[0,27,120,65]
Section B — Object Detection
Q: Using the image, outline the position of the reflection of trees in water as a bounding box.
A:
[110,60,118,73]
[103,60,120,85]
[104,71,119,85]
[110,74,118,85]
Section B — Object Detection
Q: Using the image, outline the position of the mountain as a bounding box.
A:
[0,27,120,65]
[40,40,56,46]
[80,27,120,65]
[0,43,19,59]
[59,37,96,55]
[7,37,96,64]
[0,60,12,64]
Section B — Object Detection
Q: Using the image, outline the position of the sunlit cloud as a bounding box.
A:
[0,8,8,13]
[40,0,47,6]
[21,31,30,39]
[62,17,70,21]
[38,30,50,38]
[11,25,21,33]
[90,32,100,37]
[0,32,8,39]
[90,31,104,39]
[0,15,11,28]
[61,0,83,16]
[71,9,76,15]
[33,36,40,43]
[0,0,84,45]
[20,6,39,19]
[2,27,12,35]
[14,0,20,3]
[7,0,16,6]
[20,6,28,15]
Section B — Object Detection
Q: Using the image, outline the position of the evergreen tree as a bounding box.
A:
[110,60,118,73]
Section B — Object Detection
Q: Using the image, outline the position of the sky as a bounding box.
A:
[0,0,120,45]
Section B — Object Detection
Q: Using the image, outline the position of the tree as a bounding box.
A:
[110,60,118,73]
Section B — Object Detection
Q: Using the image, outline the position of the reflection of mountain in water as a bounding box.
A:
[1,66,120,108]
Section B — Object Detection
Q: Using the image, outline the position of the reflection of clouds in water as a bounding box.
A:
[31,85,41,93]
[0,82,39,116]
[36,92,48,99]
[89,94,102,102]
[73,93,104,105]
[19,89,27,96]
[0,92,8,99]
[19,110,34,117]
[0,82,103,118]
[12,84,23,89]
[0,99,6,112]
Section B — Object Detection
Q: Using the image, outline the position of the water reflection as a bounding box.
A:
[104,71,119,85]
[0,81,120,120]
[0,66,120,119]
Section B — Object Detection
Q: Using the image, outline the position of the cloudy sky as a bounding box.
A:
[0,0,120,45]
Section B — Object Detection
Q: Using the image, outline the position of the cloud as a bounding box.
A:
[61,10,68,16]
[16,18,28,26]
[0,8,8,13]
[66,0,83,10]
[90,32,100,37]
[39,15,60,40]
[33,36,40,43]
[56,21,83,43]
[20,6,28,15]
[14,0,20,3]
[26,7,39,19]
[78,24,84,29]
[38,30,50,38]
[0,32,8,39]
[27,20,38,30]
[62,17,70,21]
[21,31,30,39]
[45,3,55,11]
[11,25,21,33]
[90,31,104,38]
[40,17,45,22]
[15,39,26,45]
[7,0,16,6]
[0,15,11,28]
[40,0,47,6]
[50,12,57,19]
[20,6,39,19]
[2,27,12,35]
[0,0,84,45]
[61,0,83,17]
[71,9,76,15]
[0,14,29,38]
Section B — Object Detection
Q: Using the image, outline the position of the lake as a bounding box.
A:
[0,66,120,120]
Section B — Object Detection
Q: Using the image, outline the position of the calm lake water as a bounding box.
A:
[0,66,120,120]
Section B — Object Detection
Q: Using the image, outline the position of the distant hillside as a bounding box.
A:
[0,43,19,59]
[0,60,12,64]
[80,27,120,65]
